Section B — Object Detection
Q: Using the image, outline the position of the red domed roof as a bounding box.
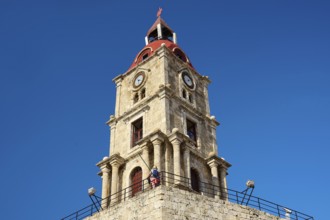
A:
[127,14,194,71]
[128,39,193,71]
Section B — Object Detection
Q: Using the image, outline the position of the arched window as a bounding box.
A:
[131,167,143,197]
[133,93,139,103]
[188,93,193,103]
[182,89,187,99]
[141,88,146,99]
[136,48,152,64]
[190,168,200,192]
[173,48,187,62]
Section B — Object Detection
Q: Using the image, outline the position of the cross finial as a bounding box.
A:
[157,7,163,17]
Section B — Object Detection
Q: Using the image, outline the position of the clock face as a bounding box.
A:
[133,72,145,88]
[182,72,194,89]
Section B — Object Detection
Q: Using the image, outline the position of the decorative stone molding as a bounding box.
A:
[206,154,231,169]
[206,155,231,200]
[157,83,174,100]
[150,132,165,144]
[122,105,150,125]
[96,156,111,169]
[150,132,165,171]
[109,153,125,167]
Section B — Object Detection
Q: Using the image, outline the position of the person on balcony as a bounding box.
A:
[149,166,160,188]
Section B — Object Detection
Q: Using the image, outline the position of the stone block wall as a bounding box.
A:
[86,186,281,220]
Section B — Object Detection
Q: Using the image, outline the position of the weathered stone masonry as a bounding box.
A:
[86,186,280,220]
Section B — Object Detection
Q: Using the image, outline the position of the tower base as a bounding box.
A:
[85,186,281,220]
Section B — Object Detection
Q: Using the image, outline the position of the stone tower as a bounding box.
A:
[96,13,231,207]
[62,11,314,220]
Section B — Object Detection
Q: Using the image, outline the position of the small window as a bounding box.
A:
[132,118,143,146]
[136,48,151,64]
[176,53,183,60]
[173,48,187,62]
[188,94,193,103]
[187,119,197,142]
[142,54,148,60]
[133,93,139,103]
[141,88,146,99]
[191,169,200,192]
[182,89,187,99]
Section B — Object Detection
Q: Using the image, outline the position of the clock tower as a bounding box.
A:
[96,12,231,208]
[61,10,314,220]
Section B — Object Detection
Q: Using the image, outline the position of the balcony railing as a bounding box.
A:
[61,171,314,220]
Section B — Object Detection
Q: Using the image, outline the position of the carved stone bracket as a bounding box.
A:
[109,153,125,168]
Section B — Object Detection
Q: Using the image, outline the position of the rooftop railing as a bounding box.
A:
[61,171,314,220]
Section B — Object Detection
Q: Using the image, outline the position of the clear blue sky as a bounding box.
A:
[0,1,329,219]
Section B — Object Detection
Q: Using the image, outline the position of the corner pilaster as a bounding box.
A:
[183,146,191,187]
[113,76,123,117]
[169,128,183,185]
[206,155,231,200]
[100,164,111,208]
[150,133,164,171]
[140,142,150,180]
[207,159,220,199]
[109,154,125,202]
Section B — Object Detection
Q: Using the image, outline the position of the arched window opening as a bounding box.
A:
[133,93,139,103]
[182,89,187,99]
[188,94,193,103]
[191,169,200,192]
[142,53,148,61]
[141,88,146,99]
[131,167,143,197]
[148,29,158,42]
[173,48,187,62]
[137,48,151,64]
[161,27,173,41]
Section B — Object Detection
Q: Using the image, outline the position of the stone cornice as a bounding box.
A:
[168,128,184,144]
[107,115,116,126]
[106,104,150,125]
[201,75,211,84]
[125,147,144,162]
[168,129,201,158]
[126,130,166,161]
[96,156,111,168]
[177,99,219,126]
[137,129,166,145]
[109,153,125,167]
[106,84,174,125]
[150,132,165,143]
[206,154,232,169]
[209,116,220,126]
[112,75,123,84]
[157,84,174,100]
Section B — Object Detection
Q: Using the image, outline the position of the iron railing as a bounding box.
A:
[61,171,314,220]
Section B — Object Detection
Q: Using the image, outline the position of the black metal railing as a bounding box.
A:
[61,171,314,220]
[61,178,151,220]
[194,179,314,220]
